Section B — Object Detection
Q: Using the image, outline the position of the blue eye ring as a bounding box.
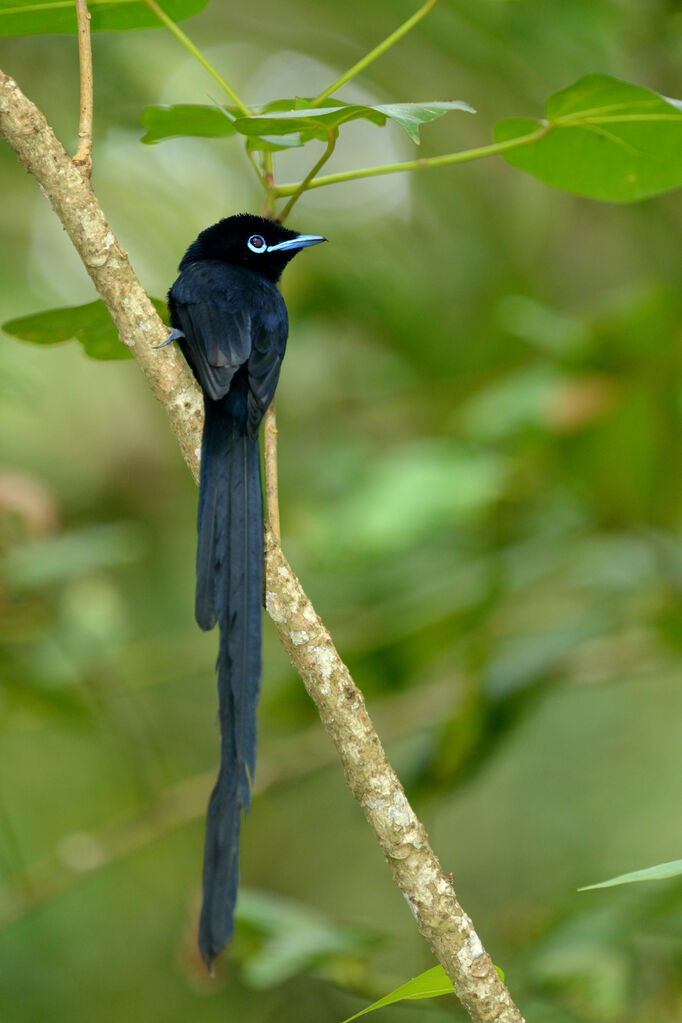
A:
[247,234,267,253]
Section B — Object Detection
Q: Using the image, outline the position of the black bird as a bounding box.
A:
[165,214,326,969]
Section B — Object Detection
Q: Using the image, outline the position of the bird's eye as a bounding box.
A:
[247,234,267,253]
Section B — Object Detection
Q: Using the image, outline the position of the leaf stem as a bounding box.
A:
[313,0,439,106]
[274,125,551,195]
[276,130,337,222]
[140,0,250,116]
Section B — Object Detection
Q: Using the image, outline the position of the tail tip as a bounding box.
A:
[199,930,227,976]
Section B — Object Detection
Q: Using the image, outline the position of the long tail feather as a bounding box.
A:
[196,398,263,969]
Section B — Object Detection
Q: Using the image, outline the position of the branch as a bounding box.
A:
[73,0,93,178]
[263,400,281,543]
[0,69,524,1023]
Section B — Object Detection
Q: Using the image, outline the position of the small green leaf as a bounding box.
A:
[377,102,475,143]
[0,0,209,37]
[141,104,237,144]
[232,100,474,144]
[495,73,682,202]
[579,859,682,891]
[2,298,168,361]
[340,965,454,1023]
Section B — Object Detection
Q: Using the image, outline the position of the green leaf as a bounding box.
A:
[579,859,682,891]
[2,298,168,361]
[141,104,237,144]
[378,102,475,144]
[0,0,209,37]
[340,965,454,1023]
[494,73,682,202]
[233,100,475,145]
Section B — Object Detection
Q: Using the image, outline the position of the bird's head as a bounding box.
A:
[178,213,326,283]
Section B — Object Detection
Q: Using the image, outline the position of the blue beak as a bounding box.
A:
[266,234,327,253]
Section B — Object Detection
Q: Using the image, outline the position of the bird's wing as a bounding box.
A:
[170,262,254,401]
[246,293,289,436]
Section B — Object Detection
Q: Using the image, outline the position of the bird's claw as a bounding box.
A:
[154,327,185,349]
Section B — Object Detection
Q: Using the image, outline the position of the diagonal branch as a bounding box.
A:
[0,68,524,1023]
[263,400,281,542]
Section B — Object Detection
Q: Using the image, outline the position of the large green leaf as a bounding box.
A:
[495,73,682,202]
[2,298,167,360]
[0,0,209,37]
[233,100,475,145]
[579,859,682,891]
[340,965,454,1023]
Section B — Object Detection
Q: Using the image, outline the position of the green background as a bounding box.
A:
[1,2,682,1021]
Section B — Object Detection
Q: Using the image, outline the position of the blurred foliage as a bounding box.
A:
[1,2,682,1022]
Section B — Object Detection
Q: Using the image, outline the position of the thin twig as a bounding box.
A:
[246,144,268,189]
[0,68,525,1023]
[263,401,281,543]
[313,0,439,106]
[73,0,93,178]
[276,130,337,223]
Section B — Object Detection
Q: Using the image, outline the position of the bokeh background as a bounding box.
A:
[1,2,682,1021]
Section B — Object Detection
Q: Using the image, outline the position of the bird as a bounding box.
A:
[164,213,326,970]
